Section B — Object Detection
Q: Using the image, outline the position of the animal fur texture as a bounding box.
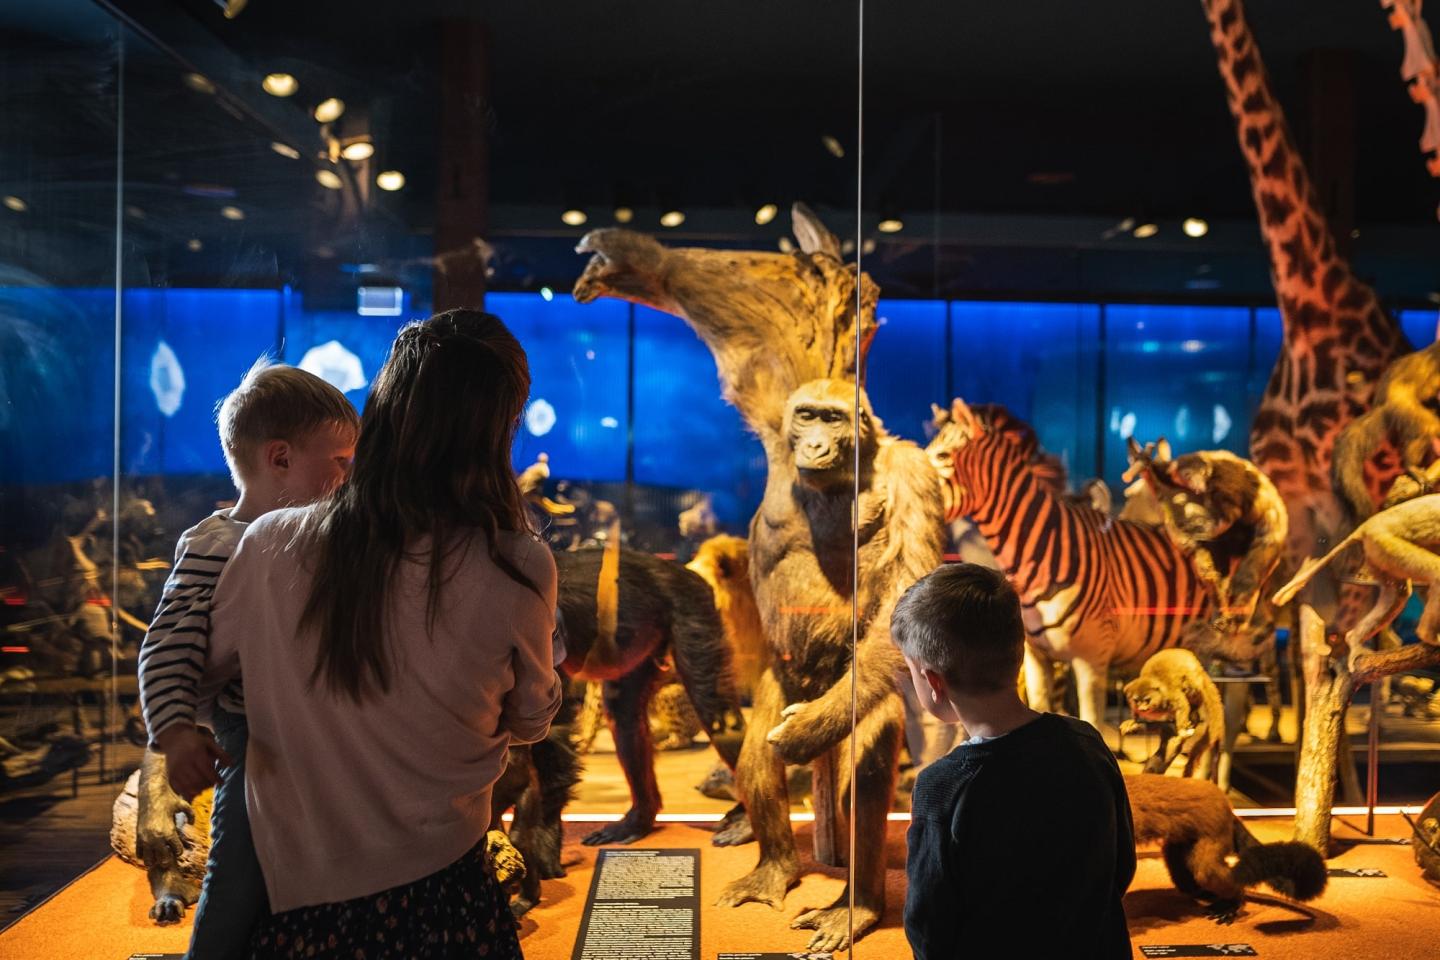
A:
[685,534,767,696]
[1126,773,1327,922]
[1272,493,1440,649]
[490,726,582,916]
[1121,649,1225,782]
[554,545,746,846]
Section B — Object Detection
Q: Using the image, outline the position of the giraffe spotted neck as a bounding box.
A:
[1201,0,1410,557]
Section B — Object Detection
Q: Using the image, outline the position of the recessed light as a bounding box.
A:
[376,170,405,191]
[754,203,778,226]
[778,236,795,253]
[1182,217,1209,238]
[313,98,345,123]
[3,195,28,212]
[183,72,216,94]
[561,209,588,227]
[877,218,904,234]
[316,169,343,189]
[821,135,845,159]
[270,141,301,159]
[659,210,685,228]
[1133,222,1159,239]
[186,238,203,252]
[613,206,634,224]
[340,140,374,161]
[262,72,298,97]
[220,205,245,220]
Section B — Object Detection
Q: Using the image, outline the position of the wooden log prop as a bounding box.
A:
[1293,603,1440,851]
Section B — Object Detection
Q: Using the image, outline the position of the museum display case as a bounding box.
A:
[4,1,1440,957]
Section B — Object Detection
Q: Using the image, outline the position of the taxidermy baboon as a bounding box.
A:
[490,727,582,916]
[573,205,943,951]
[1126,773,1327,923]
[554,545,747,846]
[1126,440,1288,632]
[1272,493,1440,650]
[1332,340,1440,521]
[1121,648,1225,782]
[685,534,767,697]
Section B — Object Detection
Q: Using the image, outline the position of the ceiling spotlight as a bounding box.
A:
[340,140,374,161]
[778,236,795,253]
[219,205,245,220]
[659,209,685,228]
[821,134,845,159]
[613,206,634,224]
[754,203,778,226]
[1182,217,1209,238]
[313,97,345,123]
[183,72,216,94]
[561,208,588,227]
[877,218,904,234]
[262,72,298,97]
[861,238,877,256]
[270,141,301,160]
[376,170,406,191]
[186,238,204,252]
[3,195,28,212]
[316,169,343,189]
[1132,222,1159,239]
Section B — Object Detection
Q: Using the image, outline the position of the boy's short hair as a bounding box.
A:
[217,358,359,486]
[891,563,1024,695]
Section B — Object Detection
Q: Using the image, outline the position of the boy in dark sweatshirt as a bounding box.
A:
[891,563,1135,959]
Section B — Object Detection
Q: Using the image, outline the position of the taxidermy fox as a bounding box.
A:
[1126,774,1327,922]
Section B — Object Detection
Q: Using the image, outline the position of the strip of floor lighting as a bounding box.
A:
[513,806,1424,824]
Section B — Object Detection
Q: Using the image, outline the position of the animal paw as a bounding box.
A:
[510,896,539,919]
[148,895,186,925]
[791,903,879,953]
[711,804,755,847]
[766,702,828,765]
[715,860,798,910]
[1204,899,1241,924]
[582,809,656,846]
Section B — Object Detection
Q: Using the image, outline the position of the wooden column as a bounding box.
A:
[1301,49,1357,258]
[433,19,491,312]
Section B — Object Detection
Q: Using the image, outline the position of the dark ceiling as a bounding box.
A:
[3,0,1439,301]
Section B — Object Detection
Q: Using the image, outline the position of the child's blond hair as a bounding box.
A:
[216,358,359,487]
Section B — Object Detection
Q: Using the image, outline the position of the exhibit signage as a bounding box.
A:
[1137,947,1258,957]
[1328,867,1388,877]
[572,849,700,960]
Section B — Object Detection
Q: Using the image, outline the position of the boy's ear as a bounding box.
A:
[922,666,950,704]
[263,439,292,472]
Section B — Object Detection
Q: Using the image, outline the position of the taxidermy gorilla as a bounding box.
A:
[553,545,747,846]
[572,207,943,951]
[1126,774,1327,923]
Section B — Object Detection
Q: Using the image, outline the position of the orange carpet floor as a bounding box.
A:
[3,815,1436,959]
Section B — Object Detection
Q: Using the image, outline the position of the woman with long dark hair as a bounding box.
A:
[202,310,561,958]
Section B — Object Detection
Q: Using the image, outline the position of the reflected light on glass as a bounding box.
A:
[1181,339,1205,353]
[270,141,301,159]
[3,195,28,212]
[659,209,685,228]
[316,169,343,190]
[540,286,555,302]
[219,205,245,220]
[613,206,634,223]
[1182,217,1209,238]
[186,238,204,252]
[183,72,216,94]
[313,97,345,123]
[1132,222,1159,239]
[877,218,904,234]
[754,203,778,226]
[778,236,795,253]
[262,72,298,97]
[821,134,845,158]
[340,140,374,161]
[376,170,406,191]
[561,209,588,227]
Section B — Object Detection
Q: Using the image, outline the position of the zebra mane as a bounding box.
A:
[970,403,1070,495]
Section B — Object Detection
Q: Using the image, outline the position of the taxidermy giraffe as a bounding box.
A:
[1200,0,1411,562]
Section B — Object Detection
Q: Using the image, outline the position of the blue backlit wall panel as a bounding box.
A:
[949,301,1103,484]
[867,300,947,446]
[1102,303,1252,491]
[1401,309,1437,349]
[493,292,631,484]
[632,306,765,529]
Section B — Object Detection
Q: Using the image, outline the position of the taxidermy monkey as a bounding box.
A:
[490,727,582,916]
[1126,440,1287,632]
[685,534,767,696]
[1125,773,1327,922]
[1121,649,1225,782]
[1272,493,1440,650]
[1332,340,1440,521]
[554,545,748,846]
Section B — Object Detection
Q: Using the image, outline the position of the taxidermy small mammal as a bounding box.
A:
[1121,648,1225,782]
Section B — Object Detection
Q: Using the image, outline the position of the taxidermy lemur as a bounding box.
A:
[1272,493,1440,650]
[1121,648,1225,782]
[1126,773,1327,922]
[1332,340,1440,522]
